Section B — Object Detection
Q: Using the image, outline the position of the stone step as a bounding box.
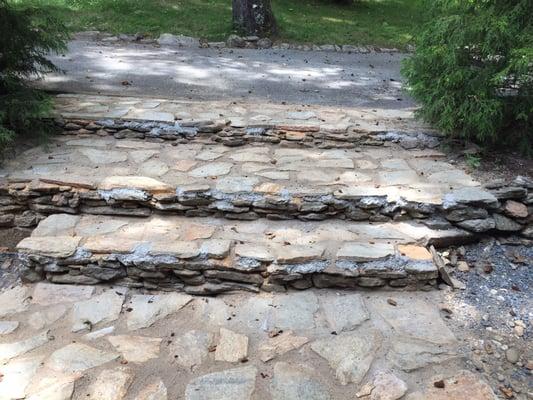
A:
[15,213,464,292]
[2,135,530,237]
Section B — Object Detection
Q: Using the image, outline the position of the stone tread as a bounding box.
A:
[16,213,443,291]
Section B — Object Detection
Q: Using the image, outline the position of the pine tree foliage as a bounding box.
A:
[0,0,68,149]
[402,0,533,152]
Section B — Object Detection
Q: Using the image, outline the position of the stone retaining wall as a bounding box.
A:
[1,176,531,240]
[55,118,440,150]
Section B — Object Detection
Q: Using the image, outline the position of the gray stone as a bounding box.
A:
[71,290,125,332]
[388,339,457,372]
[337,242,394,262]
[32,282,94,305]
[310,330,380,385]
[0,286,29,317]
[134,378,167,400]
[80,148,127,164]
[0,330,51,362]
[170,330,213,370]
[189,162,233,178]
[456,218,495,232]
[271,362,330,400]
[157,34,199,47]
[126,293,192,330]
[320,294,369,332]
[0,356,44,399]
[257,38,273,49]
[443,187,499,209]
[271,292,319,330]
[45,342,119,373]
[493,213,523,231]
[0,320,19,335]
[185,366,257,400]
[28,304,68,330]
[31,214,80,237]
[445,207,489,222]
[215,328,249,363]
[490,186,527,200]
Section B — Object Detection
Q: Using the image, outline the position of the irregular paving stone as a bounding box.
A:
[71,290,125,332]
[46,343,119,373]
[189,162,233,178]
[320,294,369,332]
[0,330,51,362]
[493,213,523,231]
[185,366,257,400]
[271,361,330,400]
[258,330,309,362]
[388,339,458,372]
[26,373,77,400]
[80,148,128,164]
[0,320,19,335]
[369,371,408,400]
[28,304,68,330]
[310,330,380,385]
[83,326,115,341]
[170,330,213,370]
[108,335,161,363]
[370,297,456,345]
[235,243,274,262]
[31,214,80,237]
[274,244,325,263]
[0,286,29,317]
[88,367,133,400]
[126,293,192,330]
[31,282,95,305]
[407,370,496,400]
[0,356,45,399]
[134,378,168,400]
[337,242,395,262]
[271,292,319,330]
[396,244,432,261]
[17,236,80,258]
[215,328,249,363]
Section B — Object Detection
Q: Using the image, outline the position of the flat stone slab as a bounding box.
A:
[17,214,441,291]
[215,328,249,363]
[108,335,161,363]
[320,294,369,332]
[0,286,29,317]
[0,330,51,362]
[45,343,119,373]
[170,330,213,370]
[126,293,192,330]
[0,356,44,399]
[88,367,133,400]
[271,361,330,400]
[31,282,95,305]
[185,366,257,400]
[311,329,381,385]
[71,290,125,332]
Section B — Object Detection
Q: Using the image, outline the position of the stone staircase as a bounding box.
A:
[1,96,531,292]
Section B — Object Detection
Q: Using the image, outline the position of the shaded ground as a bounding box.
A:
[35,40,413,109]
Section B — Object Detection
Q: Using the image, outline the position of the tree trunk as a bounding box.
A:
[232,0,277,37]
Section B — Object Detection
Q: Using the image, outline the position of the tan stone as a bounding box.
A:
[254,182,283,194]
[274,244,325,263]
[99,176,173,193]
[412,370,496,400]
[17,236,80,258]
[337,242,394,262]
[175,159,198,172]
[396,245,432,261]
[32,282,94,305]
[88,367,133,400]
[83,237,142,253]
[504,200,528,218]
[149,241,199,258]
[258,331,309,362]
[108,335,162,363]
[181,224,216,241]
[235,243,274,261]
[215,328,248,363]
[134,378,168,400]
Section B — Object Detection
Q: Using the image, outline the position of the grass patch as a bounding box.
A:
[9,0,425,48]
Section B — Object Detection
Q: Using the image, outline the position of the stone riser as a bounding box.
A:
[20,252,437,294]
[1,178,532,240]
[57,117,439,150]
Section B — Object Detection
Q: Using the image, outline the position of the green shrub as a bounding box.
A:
[402,0,533,153]
[0,0,68,150]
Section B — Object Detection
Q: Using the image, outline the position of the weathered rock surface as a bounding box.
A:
[310,330,380,385]
[0,330,51,362]
[88,367,133,400]
[215,328,249,363]
[258,331,309,362]
[126,293,192,330]
[72,290,125,332]
[185,366,257,400]
[134,378,168,400]
[0,286,29,317]
[46,343,119,373]
[271,361,330,400]
[170,330,213,370]
[108,335,161,363]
